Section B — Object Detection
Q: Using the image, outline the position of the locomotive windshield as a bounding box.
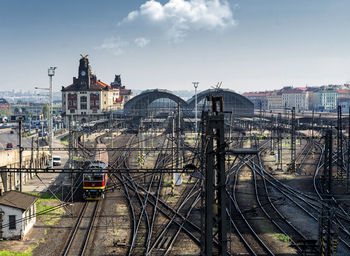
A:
[83,173,104,181]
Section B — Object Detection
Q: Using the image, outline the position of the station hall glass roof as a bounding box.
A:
[124,88,254,117]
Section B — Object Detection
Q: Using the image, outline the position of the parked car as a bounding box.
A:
[6,143,13,150]
[53,156,62,166]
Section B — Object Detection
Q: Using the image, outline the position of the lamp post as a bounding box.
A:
[48,67,56,167]
[193,82,199,135]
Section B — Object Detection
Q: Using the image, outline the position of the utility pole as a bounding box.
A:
[277,113,283,170]
[68,116,74,211]
[172,114,175,184]
[36,128,39,161]
[348,107,350,191]
[337,105,344,183]
[30,137,34,179]
[203,96,227,256]
[290,107,296,173]
[193,82,199,136]
[200,111,208,256]
[229,112,233,142]
[323,130,333,195]
[311,109,314,140]
[48,67,57,168]
[319,129,338,256]
[175,101,182,186]
[18,117,23,192]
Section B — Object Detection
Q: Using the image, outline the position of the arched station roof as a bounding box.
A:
[187,88,254,116]
[124,89,187,111]
[124,88,253,116]
[187,88,253,109]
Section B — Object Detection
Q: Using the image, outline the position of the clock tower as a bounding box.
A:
[78,55,90,89]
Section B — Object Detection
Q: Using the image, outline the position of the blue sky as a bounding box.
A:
[0,0,349,93]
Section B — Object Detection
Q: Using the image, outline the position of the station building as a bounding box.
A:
[61,56,133,126]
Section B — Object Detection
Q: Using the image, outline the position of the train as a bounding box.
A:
[83,143,109,200]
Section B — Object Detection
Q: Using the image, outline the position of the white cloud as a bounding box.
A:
[124,0,236,41]
[97,36,151,55]
[98,36,129,55]
[134,37,151,48]
[127,10,139,21]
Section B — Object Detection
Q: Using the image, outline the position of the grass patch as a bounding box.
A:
[73,156,84,161]
[0,252,32,256]
[60,135,69,146]
[163,180,173,186]
[273,233,291,243]
[26,192,64,225]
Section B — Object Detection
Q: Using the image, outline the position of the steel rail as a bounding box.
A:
[249,160,305,253]
[62,202,88,256]
[80,200,100,256]
[229,159,275,256]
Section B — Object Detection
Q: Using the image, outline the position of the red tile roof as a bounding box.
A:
[338,89,350,94]
[113,95,123,103]
[63,78,112,91]
[96,80,111,89]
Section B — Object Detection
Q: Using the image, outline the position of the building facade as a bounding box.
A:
[282,89,309,110]
[267,92,282,109]
[61,56,133,125]
[312,89,338,111]
[242,92,269,110]
[110,75,133,109]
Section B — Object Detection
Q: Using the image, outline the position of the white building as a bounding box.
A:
[282,89,309,110]
[0,191,37,239]
[313,89,338,111]
[267,92,283,110]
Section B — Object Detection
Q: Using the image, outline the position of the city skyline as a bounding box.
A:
[1,0,349,93]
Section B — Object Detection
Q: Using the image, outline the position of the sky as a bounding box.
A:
[0,0,350,94]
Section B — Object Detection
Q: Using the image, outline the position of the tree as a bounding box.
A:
[42,104,49,119]
[0,106,9,116]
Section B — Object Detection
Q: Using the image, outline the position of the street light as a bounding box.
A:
[48,67,57,168]
[192,82,199,135]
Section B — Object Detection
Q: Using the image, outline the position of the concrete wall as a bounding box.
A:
[0,148,48,192]
[22,203,36,237]
[0,203,36,239]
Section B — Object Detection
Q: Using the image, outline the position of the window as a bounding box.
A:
[80,96,87,109]
[9,215,16,229]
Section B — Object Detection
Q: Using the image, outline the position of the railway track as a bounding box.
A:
[107,120,209,255]
[225,136,321,255]
[257,139,350,254]
[62,200,100,256]
[228,157,275,255]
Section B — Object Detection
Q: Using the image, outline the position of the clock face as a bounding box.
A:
[80,71,86,76]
